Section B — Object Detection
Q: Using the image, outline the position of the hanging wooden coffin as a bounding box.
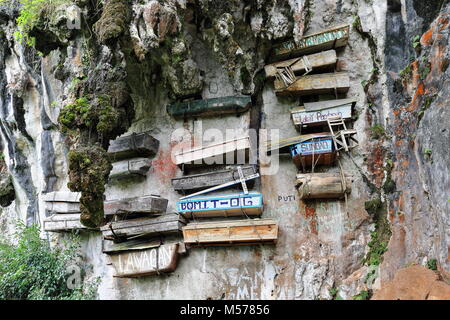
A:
[43,191,81,214]
[172,166,257,192]
[108,132,160,161]
[109,243,179,278]
[295,173,353,199]
[272,24,350,60]
[291,98,356,129]
[167,96,252,119]
[101,214,186,241]
[265,132,332,154]
[177,192,263,219]
[182,219,278,246]
[174,136,252,168]
[290,137,336,168]
[43,214,91,232]
[102,238,162,254]
[104,195,169,216]
[109,158,152,180]
[265,50,337,79]
[274,72,350,96]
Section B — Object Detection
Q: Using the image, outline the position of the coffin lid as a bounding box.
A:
[178,191,262,202]
[183,218,277,229]
[174,135,250,156]
[297,97,357,112]
[102,238,162,254]
[265,132,333,153]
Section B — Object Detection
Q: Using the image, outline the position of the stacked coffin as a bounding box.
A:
[265,24,359,200]
[167,96,277,246]
[43,191,91,232]
[107,131,159,182]
[101,132,186,278]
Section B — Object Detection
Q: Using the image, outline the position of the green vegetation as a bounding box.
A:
[399,64,412,80]
[0,0,70,47]
[370,124,385,139]
[427,258,438,271]
[93,0,130,44]
[0,222,98,300]
[412,35,421,49]
[423,148,432,162]
[352,290,371,300]
[329,287,343,300]
[364,198,391,267]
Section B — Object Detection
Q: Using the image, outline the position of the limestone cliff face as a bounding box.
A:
[0,0,448,300]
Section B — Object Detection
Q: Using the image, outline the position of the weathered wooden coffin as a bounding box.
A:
[265,132,331,154]
[295,173,353,199]
[177,192,263,219]
[102,238,162,254]
[274,72,350,96]
[43,214,91,232]
[290,137,336,168]
[272,24,350,60]
[182,219,278,246]
[101,214,186,240]
[109,243,179,278]
[172,166,257,192]
[109,158,152,180]
[291,98,357,129]
[265,50,337,79]
[104,195,168,216]
[174,136,252,168]
[167,96,252,119]
[108,132,160,161]
[43,191,81,213]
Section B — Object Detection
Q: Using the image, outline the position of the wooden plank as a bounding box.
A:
[108,132,160,161]
[265,50,337,78]
[109,243,179,277]
[172,166,257,192]
[182,219,278,246]
[45,202,80,214]
[109,158,152,180]
[291,98,356,128]
[102,238,162,254]
[272,24,350,61]
[42,191,80,203]
[174,136,251,168]
[295,173,353,199]
[101,214,186,240]
[43,214,93,232]
[274,72,350,96]
[177,192,263,219]
[104,195,168,216]
[167,96,252,119]
[290,138,336,168]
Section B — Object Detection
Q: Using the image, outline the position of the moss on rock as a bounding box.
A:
[67,145,112,228]
[93,0,131,44]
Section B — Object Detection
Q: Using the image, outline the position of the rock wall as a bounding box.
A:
[0,0,448,300]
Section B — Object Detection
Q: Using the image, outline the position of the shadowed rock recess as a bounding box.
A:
[0,0,448,300]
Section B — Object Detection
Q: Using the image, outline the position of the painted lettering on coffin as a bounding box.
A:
[290,138,333,157]
[116,245,176,274]
[177,194,262,213]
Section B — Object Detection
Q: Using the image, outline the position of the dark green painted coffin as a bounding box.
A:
[167,96,252,119]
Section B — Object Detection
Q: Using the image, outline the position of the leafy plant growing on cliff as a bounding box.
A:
[412,35,421,49]
[427,258,438,271]
[352,290,371,300]
[370,124,385,139]
[0,0,70,47]
[0,222,98,300]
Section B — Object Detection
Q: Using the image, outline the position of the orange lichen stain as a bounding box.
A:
[411,60,420,87]
[421,28,434,46]
[410,83,425,109]
[152,145,179,184]
[304,207,315,219]
[398,212,405,224]
[437,17,449,32]
[401,160,409,169]
[388,209,395,224]
[309,219,318,235]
